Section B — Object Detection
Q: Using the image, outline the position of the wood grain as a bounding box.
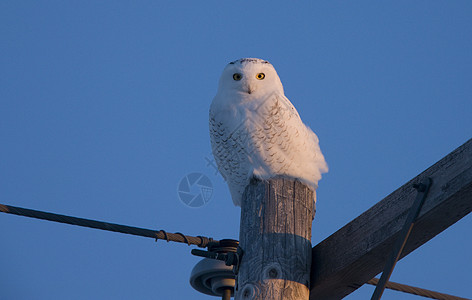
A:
[236,177,315,300]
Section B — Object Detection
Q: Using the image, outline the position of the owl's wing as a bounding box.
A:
[209,112,252,205]
[247,93,328,190]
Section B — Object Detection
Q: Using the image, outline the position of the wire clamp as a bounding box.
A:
[191,239,242,273]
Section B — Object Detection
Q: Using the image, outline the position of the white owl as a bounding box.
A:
[209,58,328,206]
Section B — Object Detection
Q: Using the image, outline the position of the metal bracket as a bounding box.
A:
[371,177,432,300]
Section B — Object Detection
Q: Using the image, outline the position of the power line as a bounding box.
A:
[0,203,216,248]
[367,278,470,300]
[2,203,469,300]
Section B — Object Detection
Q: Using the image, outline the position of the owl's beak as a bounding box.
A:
[245,84,255,94]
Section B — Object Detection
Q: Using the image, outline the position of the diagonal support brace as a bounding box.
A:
[371,177,433,300]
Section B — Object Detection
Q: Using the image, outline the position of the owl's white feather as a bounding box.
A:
[209,58,328,206]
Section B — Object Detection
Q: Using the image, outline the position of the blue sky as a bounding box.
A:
[1,2,471,299]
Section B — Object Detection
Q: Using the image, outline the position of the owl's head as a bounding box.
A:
[216,58,284,98]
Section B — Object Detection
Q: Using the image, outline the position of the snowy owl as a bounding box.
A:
[209,58,328,206]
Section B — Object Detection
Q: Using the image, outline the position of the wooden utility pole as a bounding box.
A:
[235,177,315,300]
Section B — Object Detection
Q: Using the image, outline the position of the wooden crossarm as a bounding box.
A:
[310,139,472,299]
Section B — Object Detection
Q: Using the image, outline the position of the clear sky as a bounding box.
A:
[1,2,471,299]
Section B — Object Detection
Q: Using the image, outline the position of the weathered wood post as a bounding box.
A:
[235,177,315,300]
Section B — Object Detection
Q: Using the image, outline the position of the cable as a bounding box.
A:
[367,278,470,300]
[0,203,216,248]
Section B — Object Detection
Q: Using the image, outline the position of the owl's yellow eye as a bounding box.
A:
[233,73,242,81]
[256,73,265,80]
